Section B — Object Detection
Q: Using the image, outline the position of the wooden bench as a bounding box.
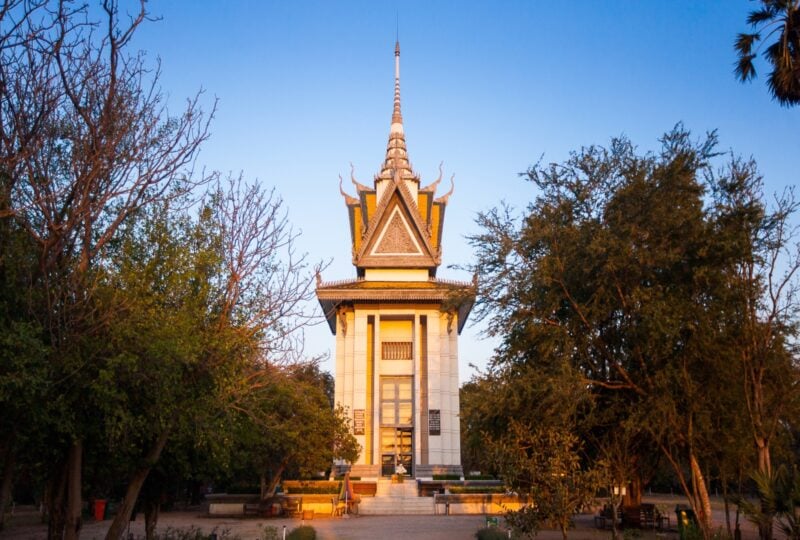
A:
[351,481,377,497]
[419,481,446,496]
[594,504,621,529]
[419,480,504,497]
[433,493,527,515]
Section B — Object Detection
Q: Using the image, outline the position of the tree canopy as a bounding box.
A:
[463,126,800,538]
[0,4,354,539]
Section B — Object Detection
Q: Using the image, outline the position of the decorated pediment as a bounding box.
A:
[355,179,438,269]
[373,207,423,255]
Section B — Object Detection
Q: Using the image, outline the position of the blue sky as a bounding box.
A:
[133,1,798,382]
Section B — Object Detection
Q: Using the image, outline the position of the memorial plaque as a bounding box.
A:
[429,409,441,436]
[353,409,365,435]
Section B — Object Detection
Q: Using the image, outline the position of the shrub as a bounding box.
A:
[433,474,461,480]
[259,525,281,540]
[466,474,497,480]
[505,506,541,539]
[448,485,506,494]
[475,527,507,540]
[282,481,341,494]
[286,525,316,540]
[145,526,240,540]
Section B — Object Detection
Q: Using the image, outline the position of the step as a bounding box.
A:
[374,479,418,498]
[358,497,434,515]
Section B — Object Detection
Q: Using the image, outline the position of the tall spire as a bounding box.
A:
[392,40,402,129]
[378,40,417,185]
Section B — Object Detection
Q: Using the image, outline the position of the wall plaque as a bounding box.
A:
[353,409,365,435]
[429,409,441,436]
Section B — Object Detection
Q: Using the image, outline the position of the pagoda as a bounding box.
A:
[316,42,474,479]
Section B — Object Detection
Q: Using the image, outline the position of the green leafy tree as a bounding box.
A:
[226,366,359,499]
[97,176,321,540]
[735,0,800,106]
[490,421,606,540]
[466,126,799,537]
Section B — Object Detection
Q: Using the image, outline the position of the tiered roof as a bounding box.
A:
[317,42,474,335]
[339,41,454,276]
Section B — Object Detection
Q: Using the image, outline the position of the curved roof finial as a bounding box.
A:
[435,174,455,204]
[422,162,444,192]
[350,162,371,192]
[339,174,358,204]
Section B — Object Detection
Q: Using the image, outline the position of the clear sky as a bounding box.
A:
[132,1,798,383]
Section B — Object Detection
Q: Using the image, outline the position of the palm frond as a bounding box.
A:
[735,55,759,82]
[748,7,780,26]
[735,32,760,55]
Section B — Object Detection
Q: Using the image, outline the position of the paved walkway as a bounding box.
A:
[0,512,618,540]
[1,495,764,539]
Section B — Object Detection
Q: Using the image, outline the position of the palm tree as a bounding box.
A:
[737,465,800,540]
[735,0,800,106]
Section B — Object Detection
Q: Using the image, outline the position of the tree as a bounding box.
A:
[466,126,800,537]
[0,2,212,538]
[735,0,800,106]
[490,421,606,540]
[97,176,322,540]
[738,465,800,540]
[225,365,359,501]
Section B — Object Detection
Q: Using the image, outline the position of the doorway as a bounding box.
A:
[380,377,413,477]
[381,427,413,476]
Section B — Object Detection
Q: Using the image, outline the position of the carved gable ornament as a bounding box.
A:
[373,207,423,256]
[355,188,438,268]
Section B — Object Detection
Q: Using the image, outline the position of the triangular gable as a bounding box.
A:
[372,206,424,255]
[354,178,439,269]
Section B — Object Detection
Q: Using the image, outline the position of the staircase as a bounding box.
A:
[357,479,435,515]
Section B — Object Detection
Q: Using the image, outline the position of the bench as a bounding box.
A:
[418,480,504,497]
[594,504,621,529]
[433,493,527,515]
[351,481,377,497]
[620,504,667,529]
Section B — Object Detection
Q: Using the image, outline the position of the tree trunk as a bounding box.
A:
[689,452,712,537]
[0,435,16,531]
[260,472,267,500]
[722,479,731,537]
[263,464,286,500]
[63,440,82,540]
[47,456,68,540]
[143,498,159,540]
[104,428,170,540]
[622,474,642,507]
[755,436,773,540]
[755,437,771,478]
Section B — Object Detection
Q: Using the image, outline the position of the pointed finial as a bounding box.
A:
[392,40,402,127]
[377,37,415,186]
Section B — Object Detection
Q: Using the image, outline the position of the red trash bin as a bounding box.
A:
[93,499,107,521]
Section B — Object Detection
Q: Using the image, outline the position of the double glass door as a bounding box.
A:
[380,377,413,477]
[381,428,412,476]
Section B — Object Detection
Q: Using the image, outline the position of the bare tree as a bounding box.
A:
[0,2,213,538]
